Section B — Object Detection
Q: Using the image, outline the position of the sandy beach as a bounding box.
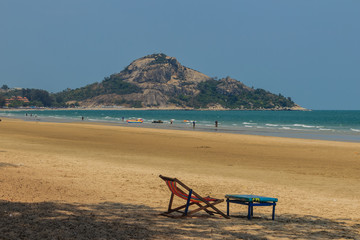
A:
[0,117,360,239]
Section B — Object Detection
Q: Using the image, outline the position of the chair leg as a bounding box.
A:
[166,202,197,214]
[195,203,214,215]
[168,193,174,212]
[184,189,192,216]
[186,199,229,219]
[208,200,230,219]
[187,203,212,216]
[162,200,229,219]
[190,191,229,219]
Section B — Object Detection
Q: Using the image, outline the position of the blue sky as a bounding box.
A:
[0,1,359,110]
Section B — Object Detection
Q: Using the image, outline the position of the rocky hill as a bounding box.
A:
[55,53,303,110]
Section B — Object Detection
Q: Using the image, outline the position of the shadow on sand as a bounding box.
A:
[0,200,359,239]
[0,162,18,168]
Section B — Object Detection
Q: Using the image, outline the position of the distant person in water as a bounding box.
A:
[193,121,195,128]
[122,117,124,122]
[170,120,173,125]
[82,116,84,121]
[215,120,218,127]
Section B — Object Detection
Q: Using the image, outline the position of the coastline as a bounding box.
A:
[1,109,360,143]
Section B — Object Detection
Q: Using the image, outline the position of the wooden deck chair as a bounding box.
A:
[159,175,229,218]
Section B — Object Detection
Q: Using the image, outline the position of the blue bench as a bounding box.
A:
[225,194,278,220]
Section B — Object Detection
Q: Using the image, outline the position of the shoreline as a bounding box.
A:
[1,111,360,143]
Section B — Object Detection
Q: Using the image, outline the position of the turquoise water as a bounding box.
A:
[1,110,360,142]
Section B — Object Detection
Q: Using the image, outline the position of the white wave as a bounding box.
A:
[351,128,360,132]
[319,128,333,131]
[94,118,114,122]
[243,122,256,125]
[293,124,316,128]
[245,125,253,128]
[292,128,304,131]
[0,113,15,117]
[280,127,305,131]
[265,124,279,127]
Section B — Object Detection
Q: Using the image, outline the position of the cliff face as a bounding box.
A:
[60,53,302,110]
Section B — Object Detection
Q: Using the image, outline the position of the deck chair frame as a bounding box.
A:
[159,175,229,219]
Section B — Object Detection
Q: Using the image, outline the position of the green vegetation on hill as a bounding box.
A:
[170,79,295,109]
[0,95,5,107]
[55,84,99,102]
[55,74,142,103]
[0,88,62,108]
[149,53,169,65]
[0,73,143,108]
[102,75,142,95]
[0,77,296,109]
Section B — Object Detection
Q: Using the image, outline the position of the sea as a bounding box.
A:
[1,109,360,142]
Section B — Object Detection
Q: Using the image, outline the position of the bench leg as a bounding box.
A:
[226,199,230,216]
[248,202,252,220]
[272,203,276,220]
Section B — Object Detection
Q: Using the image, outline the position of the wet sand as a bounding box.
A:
[0,118,359,239]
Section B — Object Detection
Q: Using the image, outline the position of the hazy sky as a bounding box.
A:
[1,1,359,110]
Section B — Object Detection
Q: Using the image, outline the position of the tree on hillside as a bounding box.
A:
[22,89,54,107]
[0,95,5,107]
[1,84,9,90]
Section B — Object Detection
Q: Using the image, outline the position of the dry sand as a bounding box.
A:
[0,117,359,239]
